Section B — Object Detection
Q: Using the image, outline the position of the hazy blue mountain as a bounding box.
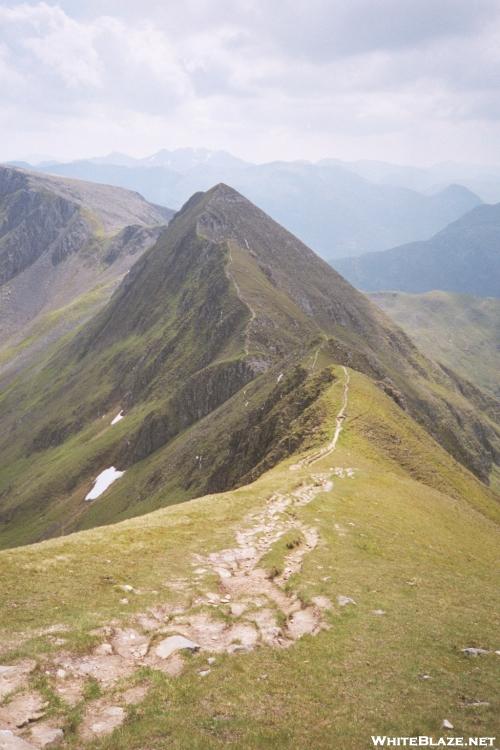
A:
[30,150,482,259]
[334,202,500,297]
[326,158,500,204]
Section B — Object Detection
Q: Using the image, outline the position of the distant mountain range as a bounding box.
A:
[334,202,500,297]
[7,149,483,260]
[327,158,500,204]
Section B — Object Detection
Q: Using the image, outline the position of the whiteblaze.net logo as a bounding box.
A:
[371,738,496,747]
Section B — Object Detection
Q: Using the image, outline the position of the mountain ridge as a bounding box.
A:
[0,183,498,550]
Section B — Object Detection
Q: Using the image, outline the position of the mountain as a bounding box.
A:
[334,202,500,297]
[0,183,498,552]
[370,291,500,398]
[323,158,500,204]
[30,153,482,258]
[0,165,173,382]
[139,147,248,171]
[0,183,499,748]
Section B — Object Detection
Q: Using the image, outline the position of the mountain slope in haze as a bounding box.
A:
[0,165,173,381]
[31,152,482,258]
[0,184,498,550]
[334,202,500,297]
[0,366,498,748]
[370,291,500,398]
[329,157,500,204]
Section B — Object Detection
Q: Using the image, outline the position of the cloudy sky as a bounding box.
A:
[1,0,499,165]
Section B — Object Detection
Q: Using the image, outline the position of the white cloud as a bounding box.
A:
[0,1,500,164]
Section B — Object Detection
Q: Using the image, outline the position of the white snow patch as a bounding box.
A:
[111,410,124,425]
[85,467,125,501]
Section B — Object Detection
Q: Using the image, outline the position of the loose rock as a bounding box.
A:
[337,595,356,607]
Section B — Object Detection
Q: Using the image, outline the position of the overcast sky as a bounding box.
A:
[1,0,499,165]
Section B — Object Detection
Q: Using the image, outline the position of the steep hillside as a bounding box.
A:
[0,368,498,748]
[371,291,500,398]
[33,155,482,258]
[0,166,173,382]
[334,203,500,297]
[0,184,498,550]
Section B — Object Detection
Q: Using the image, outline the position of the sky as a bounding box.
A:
[1,0,500,166]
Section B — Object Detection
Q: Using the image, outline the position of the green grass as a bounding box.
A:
[259,529,305,579]
[0,370,498,748]
[371,290,500,398]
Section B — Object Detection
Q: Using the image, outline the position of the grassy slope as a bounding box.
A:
[0,369,498,749]
[370,290,500,398]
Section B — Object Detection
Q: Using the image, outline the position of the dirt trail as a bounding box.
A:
[291,366,349,470]
[225,240,257,357]
[0,369,351,746]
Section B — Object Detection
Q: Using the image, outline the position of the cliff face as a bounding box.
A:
[0,170,88,283]
[0,165,172,382]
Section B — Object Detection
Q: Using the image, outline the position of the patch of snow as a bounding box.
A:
[85,467,125,501]
[111,410,124,425]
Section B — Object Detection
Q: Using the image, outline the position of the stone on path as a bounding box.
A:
[0,692,46,729]
[0,731,38,750]
[81,705,125,740]
[155,635,200,659]
[29,724,64,748]
[0,662,36,701]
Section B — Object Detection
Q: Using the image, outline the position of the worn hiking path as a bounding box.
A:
[0,369,352,747]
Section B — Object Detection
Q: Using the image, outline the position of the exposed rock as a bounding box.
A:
[154,635,200,660]
[461,647,490,657]
[0,662,36,701]
[0,692,46,729]
[81,704,126,740]
[111,628,150,660]
[311,596,333,610]
[54,653,135,686]
[337,595,356,607]
[29,724,64,748]
[94,643,113,656]
[54,677,84,706]
[286,607,320,639]
[0,731,38,750]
